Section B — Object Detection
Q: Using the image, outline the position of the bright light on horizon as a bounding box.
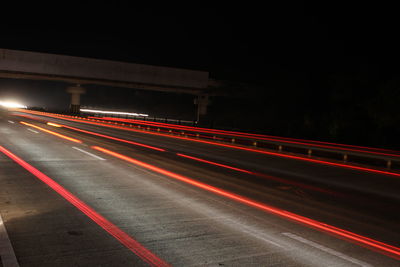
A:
[0,100,27,109]
[80,108,148,117]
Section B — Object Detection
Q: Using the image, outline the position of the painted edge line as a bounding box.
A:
[0,145,168,267]
[0,213,19,267]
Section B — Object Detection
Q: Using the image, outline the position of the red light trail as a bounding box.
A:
[25,117,340,195]
[176,153,341,196]
[89,116,400,157]
[60,124,166,152]
[16,110,400,178]
[91,145,400,260]
[20,110,400,156]
[0,146,169,267]
[39,120,338,195]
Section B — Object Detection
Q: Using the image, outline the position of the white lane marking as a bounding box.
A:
[282,232,372,267]
[27,128,39,134]
[72,146,106,160]
[7,120,15,124]
[0,214,20,267]
[223,218,285,248]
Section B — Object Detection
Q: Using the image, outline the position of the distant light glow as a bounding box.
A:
[80,108,148,117]
[0,100,27,109]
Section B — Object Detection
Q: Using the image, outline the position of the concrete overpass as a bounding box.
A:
[0,48,214,116]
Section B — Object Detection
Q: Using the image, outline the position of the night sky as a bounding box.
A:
[1,3,399,148]
[3,3,399,82]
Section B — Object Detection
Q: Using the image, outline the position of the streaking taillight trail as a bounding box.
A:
[14,110,400,177]
[90,116,400,157]
[60,124,166,152]
[20,121,82,143]
[25,119,336,195]
[18,109,400,157]
[0,145,169,267]
[176,153,341,196]
[7,117,400,259]
[92,145,400,260]
[16,116,400,178]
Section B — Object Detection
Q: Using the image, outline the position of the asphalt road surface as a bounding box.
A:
[0,109,399,266]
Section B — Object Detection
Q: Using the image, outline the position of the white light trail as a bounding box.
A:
[80,108,148,117]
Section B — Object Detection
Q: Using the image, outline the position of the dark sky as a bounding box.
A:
[1,3,400,147]
[2,2,399,84]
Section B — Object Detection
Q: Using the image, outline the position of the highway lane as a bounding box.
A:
[14,112,400,196]
[1,111,399,266]
[8,112,400,247]
[13,112,400,225]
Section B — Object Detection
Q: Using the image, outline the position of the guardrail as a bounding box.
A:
[81,116,400,172]
[16,109,400,172]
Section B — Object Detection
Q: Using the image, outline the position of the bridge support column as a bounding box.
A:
[67,85,86,114]
[194,94,211,125]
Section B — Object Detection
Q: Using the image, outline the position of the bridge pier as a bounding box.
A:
[67,85,86,114]
[194,94,211,125]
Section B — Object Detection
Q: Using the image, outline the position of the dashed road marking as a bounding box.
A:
[282,232,372,267]
[72,146,106,160]
[7,121,14,124]
[27,128,39,134]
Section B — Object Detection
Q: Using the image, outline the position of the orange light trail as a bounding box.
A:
[20,121,82,143]
[60,124,165,152]
[91,145,400,260]
[47,122,62,127]
[0,146,169,267]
